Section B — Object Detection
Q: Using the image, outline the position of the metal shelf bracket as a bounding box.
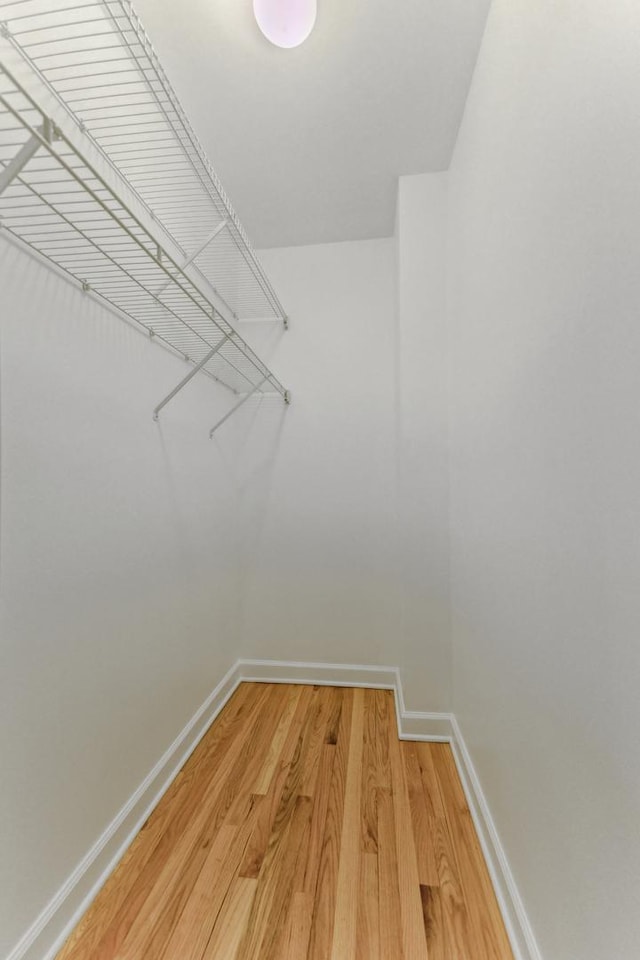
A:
[155,220,228,298]
[209,377,268,438]
[208,379,291,437]
[153,335,231,421]
[0,119,52,197]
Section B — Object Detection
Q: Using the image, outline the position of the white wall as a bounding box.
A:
[240,234,452,708]
[395,174,450,710]
[239,239,405,687]
[446,2,640,958]
[0,236,259,957]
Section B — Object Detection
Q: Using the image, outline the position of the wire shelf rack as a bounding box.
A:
[0,0,289,411]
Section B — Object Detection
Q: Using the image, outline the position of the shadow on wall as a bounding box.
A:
[212,393,288,636]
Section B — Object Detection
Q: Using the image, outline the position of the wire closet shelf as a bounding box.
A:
[0,0,289,419]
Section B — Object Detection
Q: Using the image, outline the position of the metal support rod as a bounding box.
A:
[153,335,230,420]
[209,377,268,438]
[155,219,228,297]
[0,129,43,196]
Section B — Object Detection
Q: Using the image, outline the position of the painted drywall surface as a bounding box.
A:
[446,1,640,957]
[395,174,451,710]
[240,235,451,710]
[239,239,407,692]
[0,237,257,956]
[133,0,492,247]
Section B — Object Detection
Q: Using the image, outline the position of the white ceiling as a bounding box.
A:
[133,0,491,248]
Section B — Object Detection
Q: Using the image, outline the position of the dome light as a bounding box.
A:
[253,0,317,49]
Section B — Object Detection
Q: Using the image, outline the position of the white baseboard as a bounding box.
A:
[449,717,542,960]
[6,661,242,960]
[237,658,453,741]
[5,658,540,960]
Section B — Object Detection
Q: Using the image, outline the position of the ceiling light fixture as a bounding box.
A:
[253,0,317,49]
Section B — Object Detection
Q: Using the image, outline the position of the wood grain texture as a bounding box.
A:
[201,877,256,960]
[111,686,284,960]
[281,892,314,960]
[378,785,405,959]
[55,684,513,960]
[416,742,473,956]
[404,741,440,887]
[430,744,514,960]
[252,684,303,794]
[330,686,364,960]
[357,852,380,960]
[307,687,352,960]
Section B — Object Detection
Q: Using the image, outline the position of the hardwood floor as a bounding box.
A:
[55,683,513,960]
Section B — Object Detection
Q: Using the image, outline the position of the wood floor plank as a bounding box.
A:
[377,691,403,959]
[303,740,336,896]
[356,852,380,960]
[299,687,342,899]
[201,878,257,960]
[263,712,319,960]
[420,884,447,960]
[235,795,313,960]
[56,684,514,960]
[159,822,238,960]
[267,796,315,960]
[281,891,314,960]
[238,686,316,877]
[252,684,303,794]
[372,688,392,785]
[377,786,404,960]
[324,684,345,746]
[330,686,365,960]
[361,688,380,853]
[388,708,430,960]
[416,742,472,958]
[160,800,262,960]
[307,687,353,960]
[403,740,440,887]
[235,687,319,960]
[213,683,304,828]
[300,685,333,798]
[430,744,513,960]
